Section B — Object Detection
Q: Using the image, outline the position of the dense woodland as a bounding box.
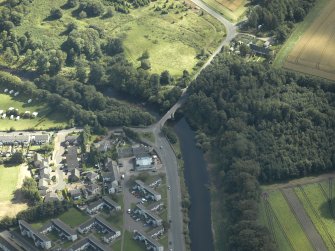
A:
[246,0,316,41]
[183,52,335,250]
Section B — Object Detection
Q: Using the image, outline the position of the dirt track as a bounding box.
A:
[282,188,327,251]
[284,0,335,81]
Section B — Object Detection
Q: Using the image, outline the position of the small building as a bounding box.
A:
[67,236,109,251]
[18,220,52,250]
[133,230,164,251]
[133,145,154,171]
[69,189,81,200]
[133,204,163,227]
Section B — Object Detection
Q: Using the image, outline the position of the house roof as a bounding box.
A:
[135,204,162,222]
[135,180,161,197]
[103,158,119,181]
[87,199,104,211]
[51,219,76,237]
[95,216,119,234]
[86,171,98,180]
[132,145,151,158]
[135,156,153,167]
[69,189,81,197]
[66,146,79,171]
[68,236,109,251]
[19,220,50,242]
[102,196,120,209]
[78,218,95,231]
[134,229,163,250]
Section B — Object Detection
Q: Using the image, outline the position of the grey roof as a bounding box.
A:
[78,218,95,231]
[250,43,271,55]
[147,201,164,211]
[69,189,81,197]
[0,233,24,251]
[147,226,164,237]
[134,229,163,250]
[135,180,161,197]
[51,219,76,237]
[68,236,109,251]
[31,134,49,142]
[86,171,99,180]
[65,135,79,144]
[66,146,79,171]
[87,199,104,211]
[135,204,162,222]
[95,216,119,234]
[18,220,50,242]
[0,135,29,143]
[132,145,151,158]
[103,158,119,181]
[44,192,59,202]
[102,196,120,209]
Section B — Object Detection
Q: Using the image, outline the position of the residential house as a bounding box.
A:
[85,184,100,197]
[86,196,121,214]
[148,227,164,239]
[49,219,77,241]
[86,172,99,183]
[18,220,51,250]
[148,202,164,212]
[66,146,79,172]
[65,135,79,146]
[69,168,80,182]
[0,230,24,251]
[69,189,81,200]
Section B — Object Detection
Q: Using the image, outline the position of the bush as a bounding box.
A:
[50,8,63,19]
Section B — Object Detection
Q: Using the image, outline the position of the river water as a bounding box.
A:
[174,118,215,251]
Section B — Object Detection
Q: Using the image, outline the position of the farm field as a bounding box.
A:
[201,0,247,22]
[283,0,335,80]
[295,181,335,250]
[0,93,68,131]
[259,190,314,251]
[11,0,225,77]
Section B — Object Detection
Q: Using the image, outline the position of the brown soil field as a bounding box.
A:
[214,0,245,11]
[284,0,335,81]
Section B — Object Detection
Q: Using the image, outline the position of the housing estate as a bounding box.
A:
[133,180,162,201]
[0,134,50,146]
[40,219,77,242]
[67,236,109,251]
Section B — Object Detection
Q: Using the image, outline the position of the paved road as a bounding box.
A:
[282,188,327,251]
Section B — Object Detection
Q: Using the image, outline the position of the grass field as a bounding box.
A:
[123,231,147,251]
[259,191,314,251]
[12,0,225,77]
[0,164,20,201]
[201,0,247,22]
[58,208,90,228]
[295,182,335,250]
[0,93,68,131]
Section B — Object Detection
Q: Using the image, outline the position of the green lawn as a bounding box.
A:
[112,238,122,251]
[273,0,330,67]
[0,164,20,201]
[0,93,68,131]
[12,0,225,77]
[123,231,147,251]
[58,208,90,228]
[260,191,314,251]
[294,182,335,250]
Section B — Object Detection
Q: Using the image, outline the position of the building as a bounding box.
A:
[69,189,81,200]
[65,135,79,146]
[147,201,164,212]
[69,168,80,182]
[66,146,79,171]
[39,167,50,180]
[18,220,52,250]
[133,180,161,201]
[0,231,24,251]
[30,134,50,145]
[102,158,119,191]
[85,184,100,197]
[133,204,163,226]
[148,226,164,239]
[44,192,60,203]
[86,171,99,183]
[47,219,77,241]
[250,43,272,56]
[133,145,154,171]
[133,230,164,251]
[67,236,109,251]
[77,216,121,243]
[86,196,121,214]
[0,134,49,146]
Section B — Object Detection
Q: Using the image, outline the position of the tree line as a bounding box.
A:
[183,52,335,250]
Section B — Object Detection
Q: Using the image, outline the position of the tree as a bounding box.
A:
[160,70,172,85]
[140,59,151,70]
[104,37,123,56]
[75,62,87,82]
[104,7,114,18]
[239,44,250,57]
[8,152,24,165]
[50,8,63,19]
[66,0,78,8]
[88,62,105,85]
[141,50,150,59]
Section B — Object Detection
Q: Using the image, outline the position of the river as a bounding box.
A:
[174,118,215,251]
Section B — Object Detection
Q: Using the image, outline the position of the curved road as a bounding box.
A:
[138,3,237,251]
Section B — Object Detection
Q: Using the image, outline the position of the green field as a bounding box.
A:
[259,191,314,251]
[273,0,330,67]
[0,93,68,131]
[58,208,90,228]
[0,164,20,201]
[12,0,225,77]
[295,182,335,250]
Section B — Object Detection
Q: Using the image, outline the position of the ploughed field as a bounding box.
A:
[284,0,335,81]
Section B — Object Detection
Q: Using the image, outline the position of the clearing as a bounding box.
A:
[0,93,68,131]
[12,0,225,77]
[281,0,335,80]
[0,164,29,219]
[200,0,247,22]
